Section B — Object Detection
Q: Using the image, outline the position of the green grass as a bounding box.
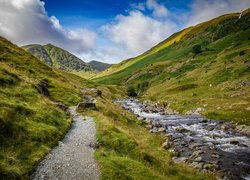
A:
[92,10,250,125]
[80,86,214,180]
[0,36,93,178]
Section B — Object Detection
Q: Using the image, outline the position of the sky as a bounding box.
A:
[0,0,249,63]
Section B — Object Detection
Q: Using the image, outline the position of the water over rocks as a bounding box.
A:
[116,98,250,180]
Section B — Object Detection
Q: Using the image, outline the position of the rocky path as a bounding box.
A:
[116,98,250,180]
[31,106,99,180]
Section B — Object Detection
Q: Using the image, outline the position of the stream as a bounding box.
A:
[116,98,250,180]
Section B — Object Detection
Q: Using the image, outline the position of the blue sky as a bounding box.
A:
[0,0,249,63]
[42,0,191,29]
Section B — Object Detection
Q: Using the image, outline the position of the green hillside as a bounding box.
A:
[93,9,250,124]
[0,36,94,178]
[23,44,92,72]
[0,36,210,180]
[88,60,113,72]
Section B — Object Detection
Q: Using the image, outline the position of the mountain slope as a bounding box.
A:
[23,44,92,71]
[93,9,250,124]
[93,9,250,83]
[0,36,94,178]
[88,60,113,72]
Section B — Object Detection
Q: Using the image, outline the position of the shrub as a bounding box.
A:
[239,51,245,56]
[137,81,149,95]
[127,86,137,97]
[192,44,202,55]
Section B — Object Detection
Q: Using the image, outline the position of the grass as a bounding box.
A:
[92,9,250,125]
[0,36,94,178]
[78,85,214,180]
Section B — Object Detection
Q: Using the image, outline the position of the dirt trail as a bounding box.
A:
[31,106,99,180]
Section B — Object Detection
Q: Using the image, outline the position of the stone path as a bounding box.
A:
[31,106,99,180]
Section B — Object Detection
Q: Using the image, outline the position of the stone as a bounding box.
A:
[203,163,219,171]
[173,157,188,163]
[89,142,99,149]
[96,90,102,96]
[194,156,202,162]
[35,80,50,96]
[188,143,201,150]
[145,124,153,129]
[161,140,171,149]
[55,102,68,112]
[77,101,97,110]
[234,125,250,136]
[191,162,204,170]
[158,127,166,132]
[190,150,203,159]
[211,153,220,158]
[230,140,239,145]
[176,126,189,133]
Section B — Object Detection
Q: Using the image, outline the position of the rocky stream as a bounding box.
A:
[116,98,250,180]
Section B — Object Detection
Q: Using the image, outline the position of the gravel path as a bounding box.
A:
[31,106,99,180]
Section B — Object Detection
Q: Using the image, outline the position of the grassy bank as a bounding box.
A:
[0,36,93,178]
[82,85,214,179]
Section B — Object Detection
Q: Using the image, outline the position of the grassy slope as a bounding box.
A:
[93,9,250,124]
[80,86,213,180]
[23,44,92,71]
[88,60,113,72]
[0,36,94,178]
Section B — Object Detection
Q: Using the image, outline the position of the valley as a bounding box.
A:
[0,6,249,180]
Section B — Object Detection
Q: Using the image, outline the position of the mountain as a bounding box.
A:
[0,36,207,180]
[88,60,113,72]
[22,44,92,71]
[93,9,250,124]
[0,36,94,178]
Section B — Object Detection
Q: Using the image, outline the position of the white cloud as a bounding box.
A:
[186,0,250,26]
[146,0,168,17]
[102,10,177,60]
[0,0,96,54]
[1,0,248,64]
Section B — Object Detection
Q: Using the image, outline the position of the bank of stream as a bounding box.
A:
[116,98,250,180]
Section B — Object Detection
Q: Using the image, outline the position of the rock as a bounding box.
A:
[190,150,203,159]
[194,107,204,114]
[201,119,208,123]
[234,125,250,136]
[77,101,97,110]
[89,142,99,149]
[191,162,204,170]
[55,102,68,112]
[238,143,248,147]
[158,127,166,132]
[162,140,171,149]
[145,124,153,129]
[211,153,220,158]
[194,156,202,162]
[220,124,229,130]
[188,143,201,150]
[176,126,189,133]
[149,127,158,133]
[230,140,239,145]
[96,90,102,96]
[173,157,188,163]
[203,163,219,171]
[35,80,50,96]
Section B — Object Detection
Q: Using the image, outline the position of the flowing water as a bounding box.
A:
[116,98,250,179]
